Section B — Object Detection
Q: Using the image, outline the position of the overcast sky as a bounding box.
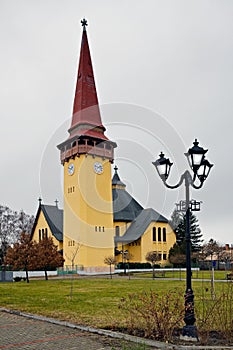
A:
[1,0,233,244]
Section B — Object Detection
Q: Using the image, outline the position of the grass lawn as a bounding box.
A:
[136,269,230,280]
[0,276,232,330]
[0,277,184,328]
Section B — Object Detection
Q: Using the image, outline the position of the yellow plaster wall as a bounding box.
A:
[113,222,130,236]
[31,210,63,250]
[115,222,176,265]
[141,222,176,265]
[63,155,115,268]
[113,222,133,264]
[125,240,142,262]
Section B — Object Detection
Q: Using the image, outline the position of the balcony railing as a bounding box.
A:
[60,143,114,163]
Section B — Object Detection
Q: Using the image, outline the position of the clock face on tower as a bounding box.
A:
[93,162,103,174]
[68,163,75,175]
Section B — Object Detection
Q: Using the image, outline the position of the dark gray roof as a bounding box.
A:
[112,188,143,222]
[112,166,143,222]
[41,205,63,241]
[112,167,126,187]
[115,208,168,243]
[31,204,63,242]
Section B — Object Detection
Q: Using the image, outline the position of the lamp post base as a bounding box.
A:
[180,325,199,342]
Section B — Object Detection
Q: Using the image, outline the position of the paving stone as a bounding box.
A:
[0,312,126,350]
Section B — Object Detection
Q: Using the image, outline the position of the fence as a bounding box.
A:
[57,265,84,275]
[0,270,13,282]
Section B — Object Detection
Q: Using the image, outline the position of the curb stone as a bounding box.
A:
[1,308,233,350]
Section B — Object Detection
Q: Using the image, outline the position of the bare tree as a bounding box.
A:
[146,251,160,279]
[65,242,81,300]
[0,206,18,263]
[104,255,116,279]
[219,249,232,271]
[169,253,186,266]
[18,209,34,235]
[202,239,222,269]
[0,206,34,264]
[124,252,133,280]
[65,242,81,273]
[201,239,223,300]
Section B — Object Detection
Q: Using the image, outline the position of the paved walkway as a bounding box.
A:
[2,310,233,350]
[0,311,133,350]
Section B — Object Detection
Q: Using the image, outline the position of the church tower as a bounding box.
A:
[57,19,117,272]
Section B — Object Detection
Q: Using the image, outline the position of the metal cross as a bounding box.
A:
[81,18,88,29]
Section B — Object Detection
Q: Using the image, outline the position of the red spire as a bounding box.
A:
[57,19,117,164]
[69,18,107,140]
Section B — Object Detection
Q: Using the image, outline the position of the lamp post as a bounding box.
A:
[152,139,213,340]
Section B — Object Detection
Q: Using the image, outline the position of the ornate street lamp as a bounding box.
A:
[152,139,213,340]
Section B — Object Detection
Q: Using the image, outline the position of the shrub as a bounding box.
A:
[13,276,22,282]
[116,262,152,270]
[195,283,233,343]
[119,290,184,342]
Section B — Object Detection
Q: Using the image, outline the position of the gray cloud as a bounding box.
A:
[0,0,232,243]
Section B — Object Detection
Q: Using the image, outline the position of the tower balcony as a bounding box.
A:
[60,142,114,163]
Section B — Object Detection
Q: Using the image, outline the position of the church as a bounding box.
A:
[31,19,176,273]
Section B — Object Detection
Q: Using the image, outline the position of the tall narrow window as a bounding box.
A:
[152,227,156,241]
[163,253,167,261]
[42,229,44,239]
[115,226,120,237]
[39,229,41,241]
[163,228,166,242]
[158,227,161,242]
[45,228,48,239]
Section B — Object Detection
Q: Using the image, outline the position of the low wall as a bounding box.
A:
[13,271,58,278]
[115,267,200,273]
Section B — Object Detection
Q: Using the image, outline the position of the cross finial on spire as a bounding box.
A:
[55,199,59,207]
[81,18,88,31]
[114,165,118,173]
[38,197,42,205]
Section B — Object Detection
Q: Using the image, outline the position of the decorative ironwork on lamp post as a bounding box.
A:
[152,139,213,340]
[176,199,202,213]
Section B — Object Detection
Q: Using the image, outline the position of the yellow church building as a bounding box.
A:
[31,19,176,273]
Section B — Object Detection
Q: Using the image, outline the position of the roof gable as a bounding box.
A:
[31,205,63,242]
[115,208,168,243]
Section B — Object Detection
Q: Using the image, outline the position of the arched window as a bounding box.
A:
[163,228,166,242]
[115,226,120,237]
[45,228,48,239]
[152,227,156,241]
[39,229,41,241]
[158,227,161,242]
[42,229,44,239]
